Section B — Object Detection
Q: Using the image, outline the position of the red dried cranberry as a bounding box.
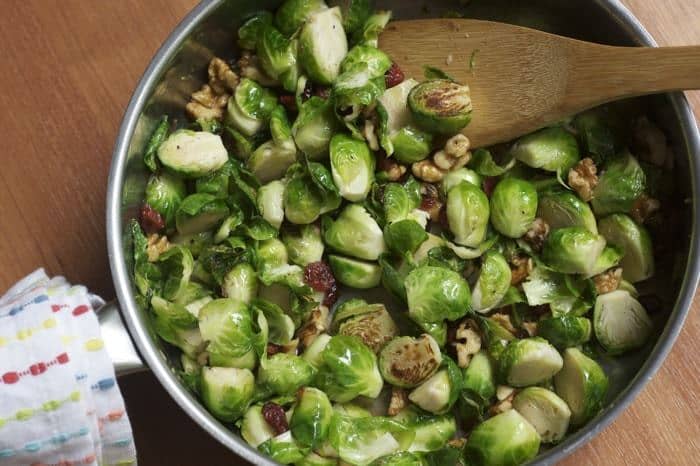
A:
[323,283,339,307]
[262,402,289,435]
[304,261,335,292]
[482,177,498,197]
[139,204,164,234]
[385,62,405,88]
[279,94,297,113]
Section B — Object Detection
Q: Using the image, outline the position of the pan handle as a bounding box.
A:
[97,301,147,376]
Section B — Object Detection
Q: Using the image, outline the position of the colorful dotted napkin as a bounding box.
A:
[0,269,136,466]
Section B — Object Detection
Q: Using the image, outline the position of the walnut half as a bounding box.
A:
[412,134,472,182]
[567,157,598,202]
[186,57,239,121]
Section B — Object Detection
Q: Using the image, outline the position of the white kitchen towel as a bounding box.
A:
[0,269,137,466]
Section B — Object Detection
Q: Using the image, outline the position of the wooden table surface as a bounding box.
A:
[0,1,698,464]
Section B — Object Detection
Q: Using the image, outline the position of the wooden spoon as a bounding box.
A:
[379,19,700,147]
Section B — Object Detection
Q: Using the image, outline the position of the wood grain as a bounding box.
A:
[0,1,697,465]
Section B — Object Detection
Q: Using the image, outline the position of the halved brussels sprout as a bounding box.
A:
[328,413,412,465]
[412,233,446,263]
[499,337,563,387]
[591,151,646,216]
[537,315,592,349]
[330,133,375,202]
[238,11,273,50]
[405,266,471,324]
[282,224,325,266]
[511,126,580,173]
[284,174,324,225]
[201,366,255,422]
[441,168,482,196]
[256,238,289,273]
[586,245,623,278]
[393,409,456,453]
[573,108,618,162]
[408,79,472,134]
[384,220,429,255]
[537,189,598,234]
[324,204,387,260]
[253,299,295,345]
[336,304,398,354]
[554,347,609,426]
[333,62,387,115]
[145,173,186,229]
[446,181,490,248]
[371,452,425,466]
[293,97,339,159]
[198,298,258,369]
[594,290,652,355]
[464,410,540,466]
[275,0,328,36]
[150,296,202,358]
[258,353,316,396]
[157,130,229,178]
[353,10,391,47]
[241,405,277,448]
[408,358,462,414]
[541,226,607,275]
[291,387,333,447]
[391,126,433,164]
[221,263,258,304]
[489,178,538,238]
[329,254,382,289]
[302,333,332,369]
[462,350,496,403]
[226,78,277,136]
[598,214,654,283]
[513,387,571,444]
[157,245,194,302]
[257,180,286,229]
[379,335,442,388]
[382,183,412,225]
[471,252,512,313]
[257,24,300,91]
[341,44,392,77]
[378,78,419,134]
[259,430,309,464]
[314,335,383,402]
[175,193,230,236]
[248,139,297,184]
[329,0,371,34]
[299,7,348,84]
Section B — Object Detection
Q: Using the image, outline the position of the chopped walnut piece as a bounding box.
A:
[387,387,409,416]
[412,159,445,182]
[448,438,467,449]
[451,320,482,368]
[208,57,239,95]
[377,153,407,181]
[296,305,329,349]
[568,157,598,202]
[521,321,538,337]
[237,51,278,87]
[630,194,660,224]
[412,134,472,182]
[489,385,517,415]
[496,385,515,401]
[186,57,239,121]
[419,183,444,221]
[510,255,533,286]
[491,312,517,335]
[146,234,171,262]
[523,218,550,252]
[363,119,380,151]
[593,267,623,295]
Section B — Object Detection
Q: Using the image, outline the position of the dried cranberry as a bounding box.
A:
[482,177,498,197]
[267,343,283,356]
[323,282,339,307]
[313,85,331,99]
[139,204,164,234]
[279,94,297,113]
[385,62,405,88]
[304,261,335,292]
[262,402,289,435]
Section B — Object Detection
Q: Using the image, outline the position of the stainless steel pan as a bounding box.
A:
[103,1,700,464]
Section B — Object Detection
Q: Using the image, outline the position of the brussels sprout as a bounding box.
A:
[521,266,594,316]
[371,452,425,466]
[408,79,472,134]
[471,252,511,313]
[541,226,607,275]
[293,97,339,159]
[238,11,274,50]
[591,151,646,216]
[324,204,387,261]
[259,430,309,464]
[329,254,382,289]
[257,180,286,229]
[594,290,652,355]
[327,415,407,464]
[537,189,598,234]
[382,183,412,224]
[143,115,169,172]
[573,108,618,162]
[441,168,482,196]
[329,0,371,34]
[598,214,654,283]
[150,296,203,358]
[384,220,428,255]
[341,44,392,77]
[405,266,471,324]
[586,245,623,277]
[201,366,255,422]
[145,173,186,229]
[379,335,442,388]
[513,387,571,444]
[511,126,580,173]
[538,315,592,349]
[157,130,229,178]
[198,299,258,369]
[378,79,419,134]
[330,133,375,202]
[252,299,295,345]
[226,78,278,136]
[285,175,324,225]
[276,0,328,36]
[248,140,297,184]
[412,233,446,263]
[298,452,338,466]
[333,62,387,113]
[554,347,609,426]
[391,126,433,164]
[299,7,347,84]
[499,337,563,387]
[221,262,258,304]
[241,405,277,448]
[408,358,462,414]
[478,316,515,362]
[184,296,213,319]
[175,193,230,236]
[446,181,490,248]
[464,410,540,466]
[353,10,391,48]
[393,409,457,453]
[336,304,399,353]
[462,350,496,403]
[179,353,202,394]
[489,178,538,238]
[258,353,316,396]
[282,224,325,266]
[302,333,332,369]
[158,245,194,301]
[256,238,289,273]
[314,335,383,402]
[256,24,300,91]
[291,387,333,447]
